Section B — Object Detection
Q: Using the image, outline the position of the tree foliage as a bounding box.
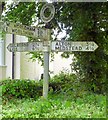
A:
[3,2,108,94]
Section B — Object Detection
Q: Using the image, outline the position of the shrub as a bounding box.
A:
[1,72,87,101]
[49,71,87,97]
[1,79,43,100]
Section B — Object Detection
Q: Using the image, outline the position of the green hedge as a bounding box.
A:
[1,72,88,100]
[1,79,43,99]
[49,72,86,96]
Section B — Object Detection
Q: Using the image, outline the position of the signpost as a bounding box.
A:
[3,22,51,40]
[6,3,99,99]
[40,3,55,23]
[7,42,43,52]
[51,41,98,52]
[7,41,98,52]
[43,41,50,98]
[7,41,98,100]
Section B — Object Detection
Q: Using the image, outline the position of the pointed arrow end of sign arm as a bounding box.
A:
[94,42,99,51]
[7,44,10,52]
[7,44,12,52]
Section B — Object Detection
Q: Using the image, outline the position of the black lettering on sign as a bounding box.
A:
[31,26,35,31]
[75,46,79,51]
[31,43,40,51]
[86,42,89,50]
[68,42,71,48]
[17,43,28,48]
[62,45,66,50]
[25,25,31,31]
[32,44,35,50]
[68,45,71,51]
[38,29,43,38]
[71,46,74,50]
[79,46,82,50]
[55,42,60,50]
[66,46,69,50]
[63,41,71,51]
[91,43,94,51]
[11,44,17,52]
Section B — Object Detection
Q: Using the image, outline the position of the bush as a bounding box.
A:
[1,79,43,100]
[1,72,89,101]
[49,72,87,98]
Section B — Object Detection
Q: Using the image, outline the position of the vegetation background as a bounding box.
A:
[3,2,107,93]
[1,1,107,119]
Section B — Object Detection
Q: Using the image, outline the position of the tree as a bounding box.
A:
[3,2,108,94]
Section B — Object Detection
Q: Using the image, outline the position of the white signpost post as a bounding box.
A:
[40,3,55,99]
[6,3,99,99]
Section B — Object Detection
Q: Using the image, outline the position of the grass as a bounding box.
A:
[2,92,106,118]
[1,73,107,119]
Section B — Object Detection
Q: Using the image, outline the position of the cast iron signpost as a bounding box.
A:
[7,41,98,52]
[7,42,43,52]
[40,3,55,99]
[6,3,98,99]
[3,21,50,40]
[51,41,98,52]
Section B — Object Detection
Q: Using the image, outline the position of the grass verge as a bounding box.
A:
[2,92,106,118]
